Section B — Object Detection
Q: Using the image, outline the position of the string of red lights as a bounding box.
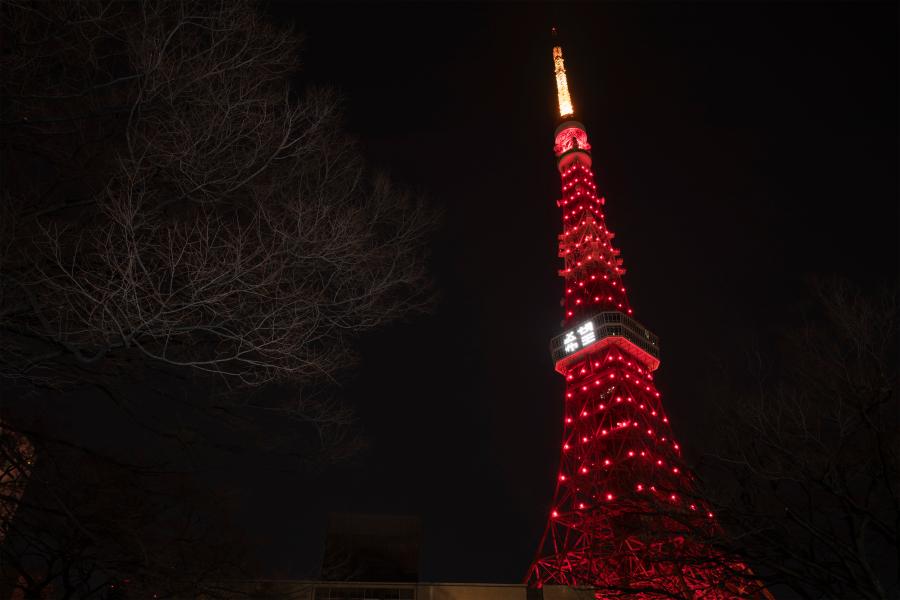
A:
[526,41,758,599]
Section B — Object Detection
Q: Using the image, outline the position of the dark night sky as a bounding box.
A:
[217,2,898,583]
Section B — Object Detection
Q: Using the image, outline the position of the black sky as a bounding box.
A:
[225,1,899,583]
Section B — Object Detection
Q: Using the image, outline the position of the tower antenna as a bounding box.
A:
[552,31,574,118]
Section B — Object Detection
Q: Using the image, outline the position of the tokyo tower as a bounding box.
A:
[526,34,755,599]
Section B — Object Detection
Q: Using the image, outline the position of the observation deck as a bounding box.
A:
[550,311,660,373]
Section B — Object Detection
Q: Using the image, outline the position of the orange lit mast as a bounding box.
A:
[552,29,574,118]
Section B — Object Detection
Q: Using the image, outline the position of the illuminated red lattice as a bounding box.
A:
[526,45,764,600]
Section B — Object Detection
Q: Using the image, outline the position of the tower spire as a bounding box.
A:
[552,29,575,118]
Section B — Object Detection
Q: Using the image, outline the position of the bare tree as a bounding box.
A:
[0,424,33,546]
[0,1,435,596]
[0,425,246,600]
[697,279,899,599]
[0,0,435,396]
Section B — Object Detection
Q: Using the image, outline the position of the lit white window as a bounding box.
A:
[563,331,579,354]
[578,321,596,346]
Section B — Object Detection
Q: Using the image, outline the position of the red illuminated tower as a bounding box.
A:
[526,37,750,599]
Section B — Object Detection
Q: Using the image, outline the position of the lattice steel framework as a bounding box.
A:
[526,41,760,599]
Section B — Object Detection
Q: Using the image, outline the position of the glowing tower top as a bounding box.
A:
[552,36,575,118]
